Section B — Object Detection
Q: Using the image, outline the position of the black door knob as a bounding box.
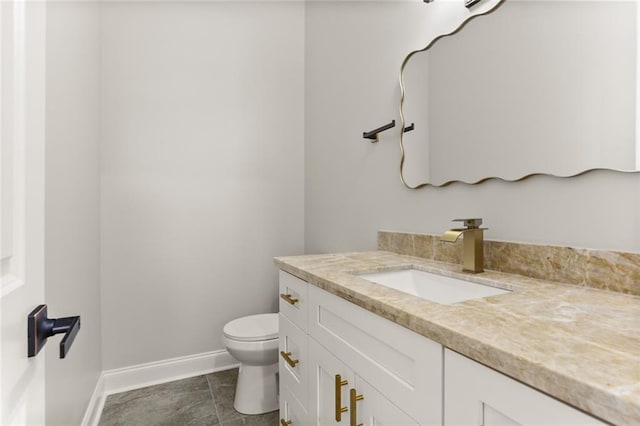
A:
[27,304,81,359]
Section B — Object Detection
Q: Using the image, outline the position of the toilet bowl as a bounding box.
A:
[222,313,279,415]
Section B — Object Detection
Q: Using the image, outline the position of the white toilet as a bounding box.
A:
[222,313,279,415]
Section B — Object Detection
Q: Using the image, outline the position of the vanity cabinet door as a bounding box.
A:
[308,338,356,426]
[353,376,419,426]
[308,285,442,425]
[309,337,417,426]
[444,349,605,426]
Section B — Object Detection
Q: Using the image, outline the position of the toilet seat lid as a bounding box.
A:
[223,313,278,342]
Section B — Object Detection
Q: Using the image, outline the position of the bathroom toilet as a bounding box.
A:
[222,313,279,415]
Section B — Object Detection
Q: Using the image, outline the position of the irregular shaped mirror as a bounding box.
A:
[400,0,639,187]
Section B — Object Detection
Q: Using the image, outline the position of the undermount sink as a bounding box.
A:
[357,268,511,304]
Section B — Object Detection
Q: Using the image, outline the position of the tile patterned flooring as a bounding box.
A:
[99,369,279,426]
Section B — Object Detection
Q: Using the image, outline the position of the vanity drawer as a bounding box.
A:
[279,270,308,332]
[307,285,442,425]
[279,385,308,426]
[279,313,308,410]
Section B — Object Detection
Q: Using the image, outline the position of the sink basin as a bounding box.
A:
[357,269,511,304]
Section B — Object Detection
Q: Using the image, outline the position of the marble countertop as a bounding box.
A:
[275,251,640,425]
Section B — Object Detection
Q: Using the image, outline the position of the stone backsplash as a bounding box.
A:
[378,231,640,296]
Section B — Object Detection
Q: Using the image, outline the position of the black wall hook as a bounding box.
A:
[363,120,395,142]
[363,120,415,143]
[465,0,483,8]
[362,120,416,143]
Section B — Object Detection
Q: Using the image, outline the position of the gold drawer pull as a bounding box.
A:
[335,374,349,421]
[280,293,299,305]
[280,351,299,368]
[350,388,364,426]
[280,419,292,426]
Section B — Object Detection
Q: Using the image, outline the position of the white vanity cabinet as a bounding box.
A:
[278,269,607,426]
[444,349,605,426]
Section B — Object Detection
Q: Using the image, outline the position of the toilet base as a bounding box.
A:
[233,362,279,415]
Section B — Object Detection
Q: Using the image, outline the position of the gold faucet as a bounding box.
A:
[441,218,487,273]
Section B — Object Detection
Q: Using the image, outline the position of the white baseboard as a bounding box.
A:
[81,374,105,426]
[102,349,239,396]
[82,349,239,426]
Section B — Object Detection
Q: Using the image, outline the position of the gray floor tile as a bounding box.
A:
[105,376,211,407]
[206,369,242,423]
[99,369,279,426]
[207,369,238,388]
[100,376,220,426]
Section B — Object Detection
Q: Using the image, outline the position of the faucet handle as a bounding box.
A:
[453,218,483,229]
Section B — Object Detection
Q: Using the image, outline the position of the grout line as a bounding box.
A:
[205,374,223,425]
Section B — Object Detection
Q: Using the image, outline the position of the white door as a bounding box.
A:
[1,0,47,423]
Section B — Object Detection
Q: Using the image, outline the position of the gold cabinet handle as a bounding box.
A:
[280,419,292,426]
[280,293,299,305]
[335,374,349,421]
[350,388,364,426]
[280,351,299,368]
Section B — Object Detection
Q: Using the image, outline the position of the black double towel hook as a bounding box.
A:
[363,120,415,143]
[363,120,396,141]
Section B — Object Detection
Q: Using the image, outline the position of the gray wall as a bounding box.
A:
[44,2,102,424]
[305,1,640,255]
[99,1,305,370]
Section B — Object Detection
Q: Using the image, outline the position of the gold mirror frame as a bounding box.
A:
[398,0,640,189]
